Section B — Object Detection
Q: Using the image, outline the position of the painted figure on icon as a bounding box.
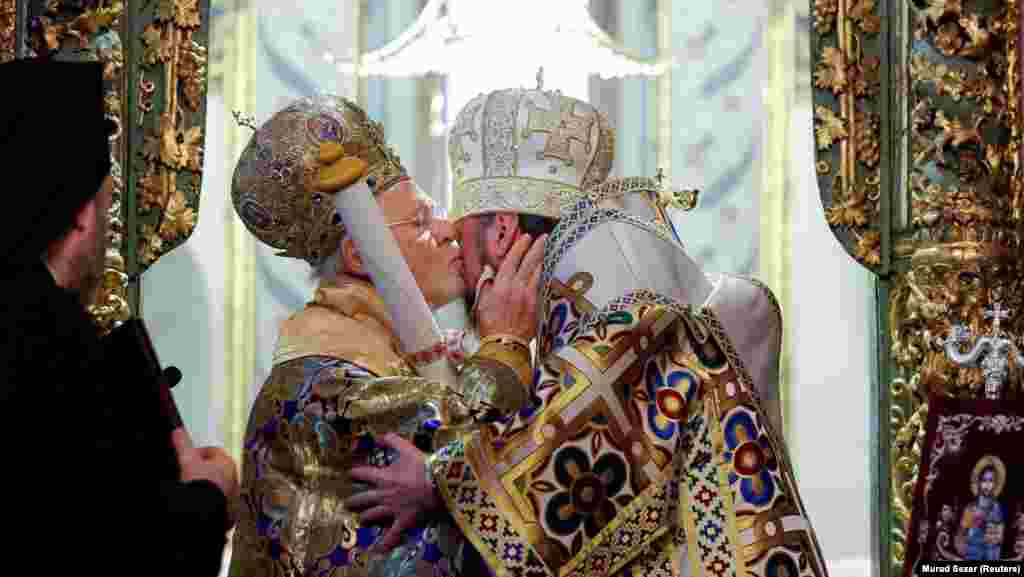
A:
[955,455,1007,561]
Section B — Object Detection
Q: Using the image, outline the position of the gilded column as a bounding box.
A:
[811,1,1023,575]
[8,1,211,333]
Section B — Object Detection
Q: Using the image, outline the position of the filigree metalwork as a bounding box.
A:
[943,303,1024,400]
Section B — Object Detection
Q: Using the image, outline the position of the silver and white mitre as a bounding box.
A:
[447,87,615,222]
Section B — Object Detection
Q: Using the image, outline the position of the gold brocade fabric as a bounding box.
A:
[430,296,829,577]
[229,276,471,577]
[428,195,829,577]
[272,277,404,375]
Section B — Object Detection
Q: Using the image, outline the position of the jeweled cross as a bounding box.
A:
[523,93,596,168]
[985,302,1011,334]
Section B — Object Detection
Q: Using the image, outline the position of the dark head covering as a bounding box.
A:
[0,60,116,263]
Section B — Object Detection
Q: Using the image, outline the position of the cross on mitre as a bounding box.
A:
[523,93,596,170]
[985,302,1011,334]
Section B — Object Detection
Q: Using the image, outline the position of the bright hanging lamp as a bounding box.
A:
[324,0,670,79]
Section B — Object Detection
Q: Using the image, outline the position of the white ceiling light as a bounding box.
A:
[326,0,670,78]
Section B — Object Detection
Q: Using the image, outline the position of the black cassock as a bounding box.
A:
[0,260,229,576]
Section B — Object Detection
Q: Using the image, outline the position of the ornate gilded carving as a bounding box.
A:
[0,0,15,62]
[887,245,1024,571]
[13,0,210,332]
[812,0,1022,574]
[811,0,884,269]
[19,2,131,331]
[132,1,207,269]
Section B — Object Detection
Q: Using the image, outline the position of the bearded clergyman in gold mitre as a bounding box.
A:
[226,95,534,577]
[344,82,831,577]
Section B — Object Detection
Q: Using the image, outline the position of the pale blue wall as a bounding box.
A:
[366,1,420,188]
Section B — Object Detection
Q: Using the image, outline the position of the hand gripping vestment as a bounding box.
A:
[428,200,831,577]
[230,277,474,577]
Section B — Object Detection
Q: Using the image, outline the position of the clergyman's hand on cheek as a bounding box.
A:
[476,233,547,341]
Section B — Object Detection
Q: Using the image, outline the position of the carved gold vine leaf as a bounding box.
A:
[814,0,838,34]
[935,21,963,56]
[922,2,996,60]
[177,33,207,111]
[140,23,171,65]
[909,54,944,85]
[849,0,881,35]
[158,0,200,28]
[911,177,944,229]
[851,54,881,98]
[138,223,163,265]
[962,73,999,114]
[910,55,968,102]
[159,189,196,241]
[137,166,164,211]
[958,14,992,59]
[178,125,204,171]
[151,112,201,171]
[854,230,881,265]
[935,110,983,150]
[814,105,848,150]
[136,0,205,267]
[924,0,962,26]
[855,109,880,168]
[826,187,870,228]
[814,46,847,94]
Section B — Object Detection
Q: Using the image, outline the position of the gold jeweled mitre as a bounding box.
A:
[231,95,407,266]
[447,87,615,222]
